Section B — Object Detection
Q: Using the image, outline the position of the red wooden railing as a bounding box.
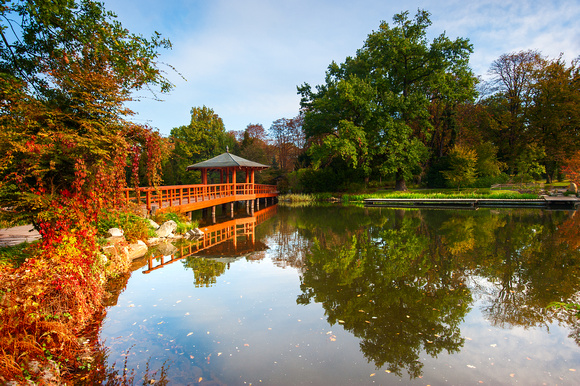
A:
[144,204,278,274]
[122,183,277,213]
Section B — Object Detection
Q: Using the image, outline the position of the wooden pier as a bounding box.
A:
[364,196,580,210]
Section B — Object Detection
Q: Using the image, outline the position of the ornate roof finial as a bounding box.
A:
[226,145,229,153]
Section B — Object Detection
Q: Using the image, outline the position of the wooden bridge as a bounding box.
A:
[144,204,278,274]
[122,151,278,215]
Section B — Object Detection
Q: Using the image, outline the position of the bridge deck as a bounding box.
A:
[123,183,278,213]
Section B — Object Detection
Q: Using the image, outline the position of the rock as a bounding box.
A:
[107,228,124,237]
[147,237,161,245]
[148,219,160,229]
[185,228,204,240]
[125,243,148,261]
[136,239,147,247]
[155,242,177,256]
[156,220,177,238]
[567,182,578,194]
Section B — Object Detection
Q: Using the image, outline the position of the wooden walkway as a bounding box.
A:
[123,183,278,214]
[143,204,278,274]
[364,196,580,209]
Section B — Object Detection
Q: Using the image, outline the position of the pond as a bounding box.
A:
[99,204,580,385]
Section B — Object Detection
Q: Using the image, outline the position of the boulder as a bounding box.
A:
[125,243,148,261]
[148,219,160,229]
[567,182,578,194]
[185,228,204,240]
[156,220,177,238]
[155,242,178,256]
[107,228,124,237]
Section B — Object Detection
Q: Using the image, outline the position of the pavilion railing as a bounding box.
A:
[122,183,277,212]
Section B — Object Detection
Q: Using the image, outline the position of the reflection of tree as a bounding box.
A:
[182,257,226,287]
[298,210,469,379]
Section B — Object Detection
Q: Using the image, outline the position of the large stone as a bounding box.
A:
[125,243,148,261]
[567,182,578,194]
[185,228,204,240]
[148,219,160,229]
[155,242,178,256]
[156,220,177,238]
[107,228,124,237]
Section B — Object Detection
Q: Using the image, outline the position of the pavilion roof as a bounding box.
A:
[186,152,269,170]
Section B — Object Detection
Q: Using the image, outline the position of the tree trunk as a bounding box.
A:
[395,169,407,191]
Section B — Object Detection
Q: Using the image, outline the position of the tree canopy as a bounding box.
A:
[299,9,476,190]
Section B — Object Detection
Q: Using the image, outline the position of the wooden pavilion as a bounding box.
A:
[122,151,277,215]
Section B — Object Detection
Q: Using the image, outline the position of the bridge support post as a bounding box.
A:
[256,198,260,211]
[230,202,234,218]
[212,206,216,223]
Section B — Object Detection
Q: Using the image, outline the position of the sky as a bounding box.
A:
[101,0,580,137]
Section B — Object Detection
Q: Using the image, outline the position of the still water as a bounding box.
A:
[100,204,580,385]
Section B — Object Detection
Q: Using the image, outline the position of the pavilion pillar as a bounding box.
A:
[202,169,208,185]
[211,206,216,223]
[232,168,237,196]
[256,198,260,211]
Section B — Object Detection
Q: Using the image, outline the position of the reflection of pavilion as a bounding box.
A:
[143,204,277,274]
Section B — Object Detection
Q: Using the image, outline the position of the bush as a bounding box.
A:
[96,210,154,242]
[152,210,196,234]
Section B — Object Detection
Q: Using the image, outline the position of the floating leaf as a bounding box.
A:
[187,332,193,337]
[338,320,345,324]
[467,365,476,369]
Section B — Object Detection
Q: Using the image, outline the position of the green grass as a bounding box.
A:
[0,242,37,268]
[342,190,540,202]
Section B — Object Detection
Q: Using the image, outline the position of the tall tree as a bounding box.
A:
[270,114,305,173]
[484,50,545,171]
[167,106,226,185]
[0,0,171,224]
[299,9,475,190]
[528,57,580,182]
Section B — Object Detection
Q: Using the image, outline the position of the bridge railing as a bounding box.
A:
[122,183,277,212]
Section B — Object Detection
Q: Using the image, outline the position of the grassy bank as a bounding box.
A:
[280,189,541,204]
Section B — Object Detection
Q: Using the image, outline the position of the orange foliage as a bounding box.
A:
[563,150,580,186]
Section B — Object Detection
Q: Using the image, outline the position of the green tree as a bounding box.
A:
[166,106,226,185]
[442,144,478,189]
[299,9,475,190]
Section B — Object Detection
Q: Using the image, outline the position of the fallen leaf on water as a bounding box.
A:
[217,352,222,356]
[510,374,515,377]
[185,312,190,316]
[326,331,333,335]
[467,365,476,369]
[244,344,250,347]
[370,373,375,377]
[187,332,193,337]
[189,355,194,359]
[465,337,473,340]
[490,344,497,347]
[176,300,181,303]
[359,310,365,313]
[570,369,577,372]
[526,357,532,361]
[365,321,371,324]
[157,321,164,325]
[198,377,203,383]
[385,370,391,373]
[338,320,345,324]
[128,304,135,308]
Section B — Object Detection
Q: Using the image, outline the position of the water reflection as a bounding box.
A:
[99,205,580,385]
[287,207,580,378]
[144,205,277,286]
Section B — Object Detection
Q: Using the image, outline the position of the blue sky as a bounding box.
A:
[101,0,580,137]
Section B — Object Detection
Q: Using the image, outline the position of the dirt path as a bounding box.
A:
[0,224,41,247]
